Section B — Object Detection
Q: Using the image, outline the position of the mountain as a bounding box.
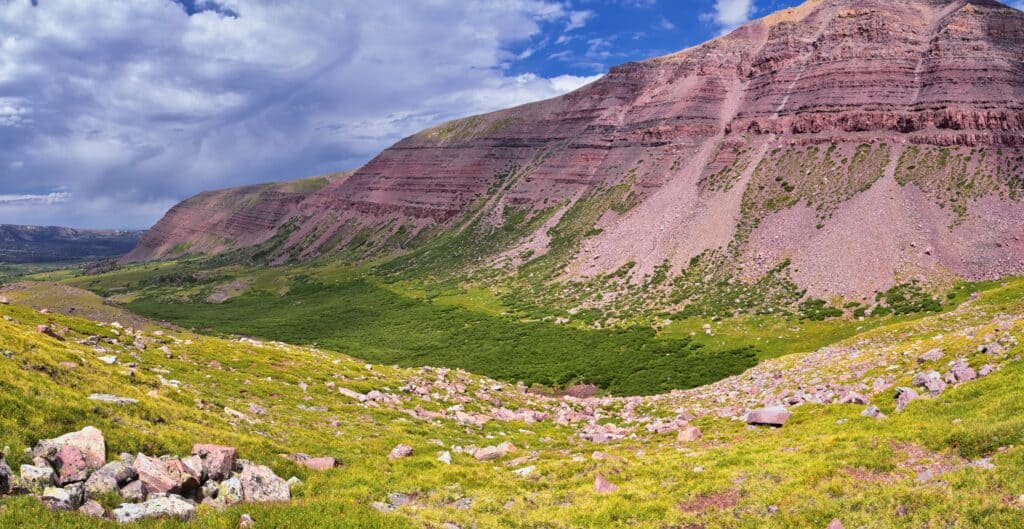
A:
[0,225,142,263]
[127,0,1024,305]
[122,173,349,262]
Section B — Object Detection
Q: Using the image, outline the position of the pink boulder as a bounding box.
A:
[746,406,792,427]
[677,426,702,442]
[298,457,337,471]
[192,444,237,481]
[33,427,106,485]
[594,474,618,494]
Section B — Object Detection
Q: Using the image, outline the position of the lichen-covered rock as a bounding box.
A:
[83,460,135,499]
[20,464,56,493]
[239,464,289,503]
[40,486,75,511]
[217,476,244,507]
[112,494,196,523]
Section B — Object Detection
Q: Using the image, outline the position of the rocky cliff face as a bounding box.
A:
[130,0,1024,301]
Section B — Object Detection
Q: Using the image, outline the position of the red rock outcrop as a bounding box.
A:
[130,0,1024,298]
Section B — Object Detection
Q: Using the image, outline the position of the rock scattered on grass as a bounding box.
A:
[594,474,618,493]
[746,406,791,427]
[388,444,414,459]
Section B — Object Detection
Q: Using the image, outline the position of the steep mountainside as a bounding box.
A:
[0,225,141,263]
[124,173,349,262]
[129,0,1024,304]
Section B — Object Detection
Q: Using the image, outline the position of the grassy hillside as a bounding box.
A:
[1,277,1024,527]
[42,258,981,397]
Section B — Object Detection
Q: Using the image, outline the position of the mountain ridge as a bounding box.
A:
[126,0,1024,306]
[0,225,142,264]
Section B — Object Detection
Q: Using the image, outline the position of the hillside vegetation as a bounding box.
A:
[29,258,980,397]
[1,275,1024,527]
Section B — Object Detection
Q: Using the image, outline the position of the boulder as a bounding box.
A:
[200,480,219,501]
[79,499,106,518]
[388,444,413,459]
[917,349,944,363]
[594,474,618,494]
[217,476,244,506]
[120,480,146,502]
[64,482,85,508]
[240,513,256,528]
[838,392,869,405]
[40,486,75,511]
[677,426,702,442]
[0,458,10,494]
[32,427,106,485]
[911,371,946,396]
[746,406,792,427]
[298,457,336,471]
[88,394,139,406]
[948,361,977,384]
[164,458,201,492]
[239,464,290,503]
[828,519,845,529]
[112,494,197,523]
[861,406,886,419]
[133,454,197,495]
[895,387,919,412]
[192,444,237,481]
[83,471,119,498]
[20,464,56,493]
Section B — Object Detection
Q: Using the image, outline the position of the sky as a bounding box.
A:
[0,0,936,229]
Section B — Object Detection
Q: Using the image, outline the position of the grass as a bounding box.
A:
[660,313,904,360]
[2,277,1024,527]
[125,275,757,396]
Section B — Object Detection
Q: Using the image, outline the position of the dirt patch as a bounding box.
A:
[843,466,898,485]
[678,489,739,514]
[890,441,966,483]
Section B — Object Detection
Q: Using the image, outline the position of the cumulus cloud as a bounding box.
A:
[703,0,756,32]
[0,0,602,228]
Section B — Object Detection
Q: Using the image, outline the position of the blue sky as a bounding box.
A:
[0,0,808,228]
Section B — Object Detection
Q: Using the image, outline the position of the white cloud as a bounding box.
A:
[1009,1,1024,11]
[0,0,601,228]
[705,0,755,31]
[0,192,71,206]
[565,10,595,31]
